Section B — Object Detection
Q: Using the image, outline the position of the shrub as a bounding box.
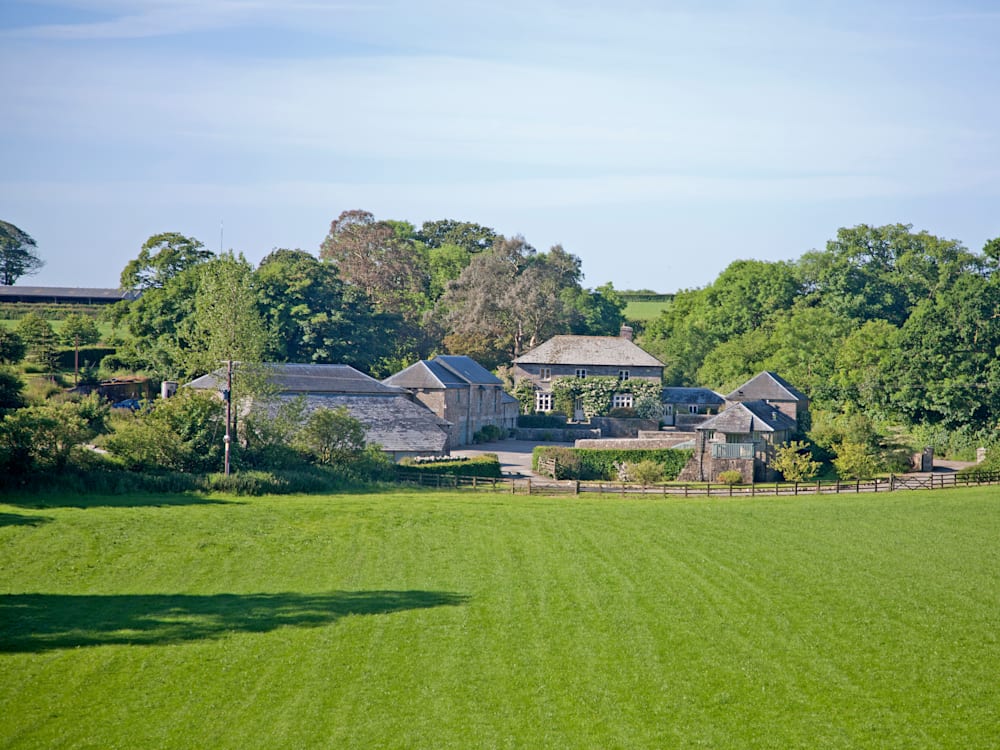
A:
[833,441,884,479]
[717,470,743,485]
[772,440,820,482]
[296,406,366,466]
[630,459,664,485]
[536,446,580,480]
[398,454,502,479]
[473,424,506,443]
[533,446,692,481]
[518,413,567,429]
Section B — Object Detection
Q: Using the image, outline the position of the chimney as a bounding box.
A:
[619,325,633,341]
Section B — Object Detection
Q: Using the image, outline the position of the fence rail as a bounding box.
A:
[396,469,1000,497]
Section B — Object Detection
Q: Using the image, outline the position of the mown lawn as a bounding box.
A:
[2,488,999,748]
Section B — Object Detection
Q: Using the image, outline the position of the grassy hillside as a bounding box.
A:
[3,489,999,748]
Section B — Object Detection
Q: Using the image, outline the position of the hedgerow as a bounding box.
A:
[533,446,692,481]
[397,454,502,478]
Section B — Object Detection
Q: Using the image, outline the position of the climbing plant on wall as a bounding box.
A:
[550,377,661,418]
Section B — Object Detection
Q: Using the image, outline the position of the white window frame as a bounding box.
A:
[612,393,634,409]
[689,404,699,414]
[618,369,630,381]
[535,392,553,412]
[575,368,587,379]
[539,367,551,381]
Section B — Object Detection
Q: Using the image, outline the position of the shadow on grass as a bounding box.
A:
[0,590,469,653]
[0,494,235,510]
[0,512,53,527]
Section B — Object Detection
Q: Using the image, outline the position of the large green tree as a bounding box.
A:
[119,232,213,290]
[254,248,395,370]
[0,221,43,285]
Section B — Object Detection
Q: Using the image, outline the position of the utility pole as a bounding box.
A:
[223,359,233,476]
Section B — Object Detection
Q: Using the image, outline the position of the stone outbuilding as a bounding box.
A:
[186,363,452,461]
[382,355,517,447]
[678,400,799,483]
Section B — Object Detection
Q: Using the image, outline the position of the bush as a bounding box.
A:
[533,446,692,481]
[533,446,580,479]
[398,454,502,479]
[518,413,567,428]
[717,470,743,485]
[630,459,664,485]
[772,440,820,482]
[473,424,506,443]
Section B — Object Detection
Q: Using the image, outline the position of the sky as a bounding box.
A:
[2,0,998,293]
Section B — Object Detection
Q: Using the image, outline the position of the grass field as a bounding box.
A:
[3,488,999,748]
[623,299,670,322]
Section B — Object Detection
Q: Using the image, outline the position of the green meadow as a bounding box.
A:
[2,488,999,748]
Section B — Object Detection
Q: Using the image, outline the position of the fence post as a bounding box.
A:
[856,479,860,493]
[575,481,580,495]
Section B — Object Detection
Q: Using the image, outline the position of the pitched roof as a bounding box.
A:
[433,355,503,385]
[696,400,797,434]
[186,363,403,396]
[292,394,450,454]
[383,355,503,390]
[0,286,139,303]
[662,387,725,406]
[726,371,807,403]
[513,335,664,368]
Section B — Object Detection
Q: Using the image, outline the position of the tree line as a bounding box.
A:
[639,223,1000,462]
[105,212,627,380]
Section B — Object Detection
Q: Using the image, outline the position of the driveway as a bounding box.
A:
[451,440,573,477]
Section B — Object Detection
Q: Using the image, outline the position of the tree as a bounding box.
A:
[566,282,626,336]
[832,441,884,480]
[436,237,586,367]
[0,329,26,365]
[319,210,429,320]
[119,232,213,290]
[797,224,983,327]
[59,313,101,349]
[0,221,43,285]
[0,368,25,411]
[254,248,393,368]
[417,219,497,253]
[772,441,821,481]
[16,312,58,370]
[296,406,367,466]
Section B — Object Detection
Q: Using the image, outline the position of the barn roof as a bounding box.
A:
[726,371,807,403]
[697,401,797,434]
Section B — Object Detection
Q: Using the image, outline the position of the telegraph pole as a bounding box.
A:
[223,359,233,476]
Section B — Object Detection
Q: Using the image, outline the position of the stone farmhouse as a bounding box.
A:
[677,371,810,483]
[512,327,665,419]
[186,363,451,461]
[382,355,519,447]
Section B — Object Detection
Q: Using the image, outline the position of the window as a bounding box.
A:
[612,393,633,409]
[688,405,699,414]
[575,368,587,379]
[618,370,630,381]
[539,367,551,381]
[535,392,553,412]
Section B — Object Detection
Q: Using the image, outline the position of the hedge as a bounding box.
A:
[533,446,693,481]
[397,454,502,479]
[517,413,568,428]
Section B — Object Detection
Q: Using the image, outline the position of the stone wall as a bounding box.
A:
[576,436,695,450]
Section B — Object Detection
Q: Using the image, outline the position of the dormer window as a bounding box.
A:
[575,368,587,379]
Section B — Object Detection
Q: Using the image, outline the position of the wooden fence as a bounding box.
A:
[396,469,1000,497]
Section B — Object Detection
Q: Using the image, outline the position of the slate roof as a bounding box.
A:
[290,394,450,455]
[383,355,502,391]
[187,363,403,395]
[727,371,807,403]
[0,286,140,303]
[696,400,797,434]
[662,387,725,406]
[513,335,664,367]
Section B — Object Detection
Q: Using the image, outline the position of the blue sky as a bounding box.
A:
[2,0,998,292]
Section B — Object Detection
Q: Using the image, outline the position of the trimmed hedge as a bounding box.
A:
[517,414,567,428]
[397,454,502,479]
[533,446,693,481]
